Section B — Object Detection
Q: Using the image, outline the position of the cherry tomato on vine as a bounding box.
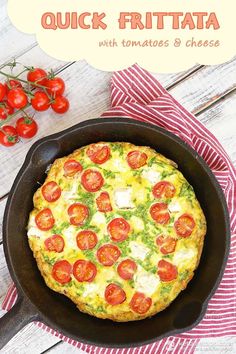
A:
[31,91,50,111]
[0,125,18,147]
[16,117,38,139]
[7,88,28,109]
[0,83,7,101]
[27,68,48,86]
[5,80,22,93]
[51,96,69,114]
[0,101,14,120]
[46,77,65,97]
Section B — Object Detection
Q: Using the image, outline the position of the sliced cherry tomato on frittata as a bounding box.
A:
[52,260,72,284]
[73,260,97,282]
[130,292,152,314]
[35,208,55,231]
[105,284,126,305]
[150,203,170,224]
[107,217,130,242]
[63,159,83,177]
[174,214,195,238]
[68,203,89,226]
[97,244,121,266]
[81,169,104,192]
[96,192,112,212]
[152,181,176,199]
[42,181,61,202]
[127,150,148,169]
[76,230,98,250]
[157,259,178,282]
[156,235,177,254]
[117,259,137,280]
[86,144,110,164]
[45,234,65,252]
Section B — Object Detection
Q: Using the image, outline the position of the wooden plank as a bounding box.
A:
[43,341,85,354]
[0,322,61,354]
[197,91,236,166]
[195,336,236,353]
[169,56,236,114]
[0,0,36,64]
[0,245,12,305]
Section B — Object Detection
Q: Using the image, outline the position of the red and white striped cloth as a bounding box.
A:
[2,65,236,354]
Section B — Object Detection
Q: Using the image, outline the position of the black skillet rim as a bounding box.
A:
[3,117,231,347]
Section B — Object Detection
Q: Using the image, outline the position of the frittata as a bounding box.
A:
[27,142,206,321]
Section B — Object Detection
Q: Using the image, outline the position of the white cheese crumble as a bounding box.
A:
[114,188,134,209]
[62,182,78,200]
[91,212,106,225]
[82,283,103,298]
[130,241,149,261]
[112,158,127,172]
[62,226,77,249]
[173,248,196,267]
[27,226,43,238]
[134,268,160,296]
[130,216,144,232]
[168,201,181,213]
[142,169,161,185]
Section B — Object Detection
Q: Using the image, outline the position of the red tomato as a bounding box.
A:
[150,203,170,225]
[16,117,38,139]
[105,284,126,305]
[67,203,89,226]
[117,259,137,280]
[0,101,14,120]
[44,235,65,253]
[63,159,83,177]
[130,292,152,314]
[5,80,22,93]
[27,68,47,86]
[96,192,112,212]
[51,96,69,114]
[107,218,131,242]
[42,181,61,202]
[31,91,50,111]
[127,150,148,169]
[97,244,121,266]
[7,88,28,109]
[174,214,195,238]
[35,208,55,231]
[156,235,177,254]
[73,260,97,282]
[52,260,72,284]
[157,260,178,282]
[86,144,111,164]
[152,181,176,199]
[0,83,6,100]
[81,169,104,192]
[0,125,18,147]
[76,230,98,250]
[46,77,65,97]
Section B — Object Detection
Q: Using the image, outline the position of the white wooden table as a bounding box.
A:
[0,0,236,352]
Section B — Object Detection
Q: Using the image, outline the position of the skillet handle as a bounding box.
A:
[0,297,39,350]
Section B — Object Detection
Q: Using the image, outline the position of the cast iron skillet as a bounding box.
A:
[0,118,230,349]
